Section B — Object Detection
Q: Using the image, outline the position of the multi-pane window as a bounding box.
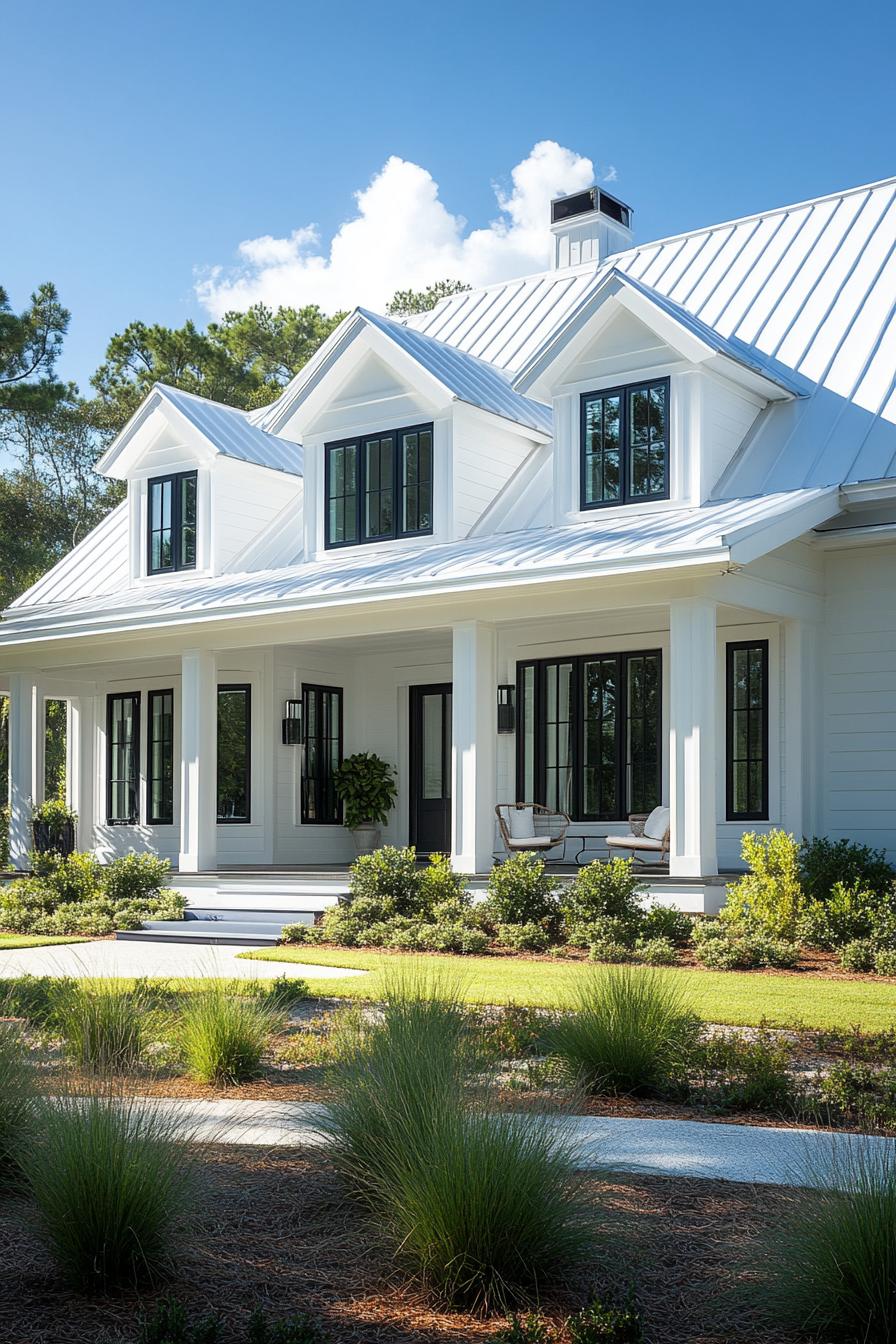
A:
[148,471,197,573]
[302,684,343,823]
[147,690,174,825]
[106,693,140,824]
[581,379,669,507]
[217,685,251,823]
[517,651,661,821]
[325,424,433,548]
[726,641,769,821]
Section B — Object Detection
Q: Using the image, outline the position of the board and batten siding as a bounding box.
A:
[822,542,896,862]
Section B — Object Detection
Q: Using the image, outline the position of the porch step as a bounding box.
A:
[115,904,318,947]
[116,928,282,948]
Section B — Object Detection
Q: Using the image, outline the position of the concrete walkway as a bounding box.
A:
[127,1096,895,1189]
[0,939,365,982]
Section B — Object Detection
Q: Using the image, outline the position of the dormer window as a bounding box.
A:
[581,379,669,508]
[325,423,433,549]
[147,471,197,574]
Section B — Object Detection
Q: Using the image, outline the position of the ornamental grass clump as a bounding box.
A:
[548,964,698,1096]
[760,1141,896,1342]
[23,1089,197,1292]
[51,977,155,1075]
[179,986,282,1085]
[0,1019,35,1175]
[325,965,586,1310]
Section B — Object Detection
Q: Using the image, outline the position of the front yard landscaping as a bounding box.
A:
[0,933,90,949]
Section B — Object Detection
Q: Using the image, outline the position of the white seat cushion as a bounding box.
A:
[643,806,671,840]
[508,835,555,849]
[606,834,665,851]
[508,806,536,841]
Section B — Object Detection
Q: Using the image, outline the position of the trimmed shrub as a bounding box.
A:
[640,903,692,946]
[263,975,311,1010]
[484,853,560,928]
[0,850,183,936]
[682,1031,797,1114]
[419,851,469,908]
[634,936,678,966]
[51,978,154,1074]
[567,1297,643,1343]
[760,1142,896,1342]
[416,921,489,955]
[497,922,551,953]
[800,879,896,954]
[691,919,798,971]
[0,1020,34,1174]
[102,853,172,904]
[800,835,894,903]
[588,940,633,965]
[874,947,896,977]
[562,859,641,945]
[23,1091,197,1291]
[839,938,876,973]
[548,964,698,1095]
[347,845,425,916]
[817,1063,896,1130]
[722,830,804,938]
[180,987,282,1085]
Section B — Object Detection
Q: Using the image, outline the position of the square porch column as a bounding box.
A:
[179,650,217,873]
[451,621,496,874]
[669,597,718,878]
[7,672,40,870]
[67,696,97,852]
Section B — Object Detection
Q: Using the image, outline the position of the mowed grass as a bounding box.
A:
[240,947,896,1031]
[0,935,90,950]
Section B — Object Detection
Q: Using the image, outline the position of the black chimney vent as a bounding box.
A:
[551,187,632,230]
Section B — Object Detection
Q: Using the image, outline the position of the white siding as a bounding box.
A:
[822,543,896,862]
[212,458,302,575]
[452,409,536,538]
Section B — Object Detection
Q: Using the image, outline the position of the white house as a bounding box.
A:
[3,174,896,915]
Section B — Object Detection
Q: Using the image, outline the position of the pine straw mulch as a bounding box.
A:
[0,1144,808,1344]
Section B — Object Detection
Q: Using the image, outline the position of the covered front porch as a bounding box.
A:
[1,566,820,916]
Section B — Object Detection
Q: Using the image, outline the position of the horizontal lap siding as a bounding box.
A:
[823,545,896,862]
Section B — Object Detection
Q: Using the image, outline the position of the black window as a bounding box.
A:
[106,693,140,824]
[148,471,197,573]
[726,641,769,821]
[516,651,661,821]
[581,379,669,508]
[147,689,174,825]
[302,684,343,823]
[217,685,250,823]
[325,424,433,548]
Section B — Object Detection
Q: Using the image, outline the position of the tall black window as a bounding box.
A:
[107,693,140,824]
[726,641,769,821]
[325,424,433,548]
[148,471,197,573]
[147,690,174,825]
[302,684,343,823]
[217,685,250,823]
[517,651,661,821]
[581,379,669,508]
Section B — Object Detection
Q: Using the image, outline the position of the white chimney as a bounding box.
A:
[550,186,634,270]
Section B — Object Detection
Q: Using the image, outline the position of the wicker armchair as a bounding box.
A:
[605,806,671,864]
[495,803,571,857]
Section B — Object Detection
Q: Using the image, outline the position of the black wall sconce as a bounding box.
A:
[282,698,303,745]
[497,685,515,733]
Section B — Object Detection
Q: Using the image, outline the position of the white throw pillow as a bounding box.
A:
[508,806,536,840]
[644,806,671,840]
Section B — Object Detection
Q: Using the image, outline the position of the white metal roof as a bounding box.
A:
[8,501,130,611]
[0,488,838,643]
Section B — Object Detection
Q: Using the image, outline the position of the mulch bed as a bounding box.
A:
[0,1145,807,1344]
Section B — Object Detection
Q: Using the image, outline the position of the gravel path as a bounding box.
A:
[0,939,365,981]
[123,1095,895,1188]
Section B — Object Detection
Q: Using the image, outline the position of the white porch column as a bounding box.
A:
[783,618,821,841]
[7,672,40,870]
[451,621,497,874]
[178,650,217,873]
[669,598,718,877]
[67,696,97,851]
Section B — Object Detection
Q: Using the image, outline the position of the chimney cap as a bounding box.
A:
[550,186,632,230]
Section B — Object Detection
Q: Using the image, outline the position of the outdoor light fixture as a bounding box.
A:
[282,698,303,745]
[497,685,515,733]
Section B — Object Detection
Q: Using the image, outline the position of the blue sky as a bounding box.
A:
[4,0,894,393]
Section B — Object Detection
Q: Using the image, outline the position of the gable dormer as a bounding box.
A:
[264,309,551,559]
[513,267,804,523]
[95,384,303,585]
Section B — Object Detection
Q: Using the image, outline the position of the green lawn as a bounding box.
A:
[0,934,91,950]
[240,946,896,1031]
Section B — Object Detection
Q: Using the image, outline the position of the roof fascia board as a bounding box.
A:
[95,388,167,478]
[259,311,365,435]
[726,487,842,566]
[453,399,552,445]
[840,478,896,506]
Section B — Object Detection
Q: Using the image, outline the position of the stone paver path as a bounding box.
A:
[0,939,365,982]
[126,1096,895,1188]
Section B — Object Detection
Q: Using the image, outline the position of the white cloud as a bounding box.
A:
[195,141,605,319]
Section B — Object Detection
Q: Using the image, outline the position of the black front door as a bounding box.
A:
[409,683,452,855]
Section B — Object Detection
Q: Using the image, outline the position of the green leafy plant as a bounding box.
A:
[588,939,633,964]
[567,1296,643,1342]
[640,903,692,946]
[137,1297,222,1344]
[723,829,804,938]
[0,1020,35,1174]
[548,964,698,1096]
[817,1063,896,1130]
[839,938,876,972]
[691,919,798,971]
[246,1306,324,1343]
[333,752,397,829]
[681,1030,797,1114]
[262,975,311,1010]
[800,835,894,903]
[563,859,642,946]
[346,844,424,914]
[0,804,9,869]
[23,1090,197,1291]
[634,935,678,966]
[31,796,77,855]
[485,853,560,929]
[51,977,155,1074]
[760,1142,896,1342]
[0,849,183,936]
[497,921,551,952]
[180,987,283,1085]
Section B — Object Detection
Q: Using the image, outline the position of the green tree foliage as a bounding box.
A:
[386,279,470,317]
[0,283,70,417]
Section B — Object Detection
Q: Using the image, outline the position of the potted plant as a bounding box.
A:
[31,797,77,857]
[333,752,397,855]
